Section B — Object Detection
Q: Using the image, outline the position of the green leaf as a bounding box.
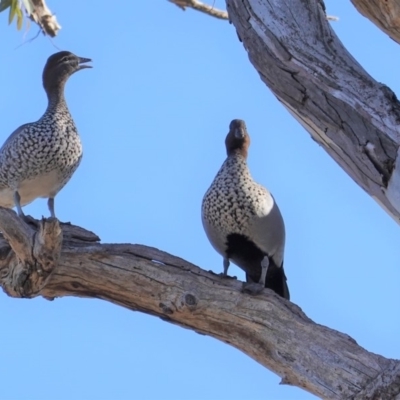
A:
[15,5,22,30]
[0,0,27,31]
[0,0,12,13]
[8,0,17,24]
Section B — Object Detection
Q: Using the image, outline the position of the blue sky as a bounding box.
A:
[0,1,399,399]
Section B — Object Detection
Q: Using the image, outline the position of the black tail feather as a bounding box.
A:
[246,263,290,300]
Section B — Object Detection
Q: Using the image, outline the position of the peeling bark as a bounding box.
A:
[0,210,399,398]
[351,0,400,45]
[225,0,400,224]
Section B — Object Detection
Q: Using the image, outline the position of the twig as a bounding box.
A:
[327,15,339,21]
[168,0,228,20]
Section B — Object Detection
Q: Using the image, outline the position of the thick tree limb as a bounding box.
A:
[351,0,400,45]
[0,212,399,398]
[225,0,400,224]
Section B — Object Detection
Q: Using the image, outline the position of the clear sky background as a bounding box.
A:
[0,1,399,399]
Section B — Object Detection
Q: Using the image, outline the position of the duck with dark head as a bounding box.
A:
[202,119,289,299]
[0,51,92,220]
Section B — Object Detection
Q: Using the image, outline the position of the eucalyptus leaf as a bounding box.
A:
[16,6,22,30]
[8,0,17,24]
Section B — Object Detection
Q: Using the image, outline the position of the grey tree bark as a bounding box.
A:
[226,0,400,225]
[0,209,400,399]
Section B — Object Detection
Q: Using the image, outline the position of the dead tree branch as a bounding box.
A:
[0,212,399,398]
[168,0,228,20]
[27,0,60,36]
[226,0,400,224]
[351,0,400,45]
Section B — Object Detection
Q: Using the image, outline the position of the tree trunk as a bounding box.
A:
[0,209,399,399]
[225,0,400,224]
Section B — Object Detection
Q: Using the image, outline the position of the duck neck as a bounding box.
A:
[229,150,248,163]
[45,80,68,112]
[223,153,249,176]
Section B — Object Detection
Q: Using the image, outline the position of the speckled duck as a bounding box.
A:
[202,119,289,299]
[0,51,92,219]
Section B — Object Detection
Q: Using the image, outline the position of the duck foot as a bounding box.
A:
[219,273,237,280]
[242,282,264,295]
[207,271,237,280]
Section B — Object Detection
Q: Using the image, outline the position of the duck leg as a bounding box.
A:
[48,197,56,218]
[13,191,25,218]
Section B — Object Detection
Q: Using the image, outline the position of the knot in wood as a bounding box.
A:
[181,292,197,311]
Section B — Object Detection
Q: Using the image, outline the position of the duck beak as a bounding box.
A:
[78,57,92,70]
[234,127,245,139]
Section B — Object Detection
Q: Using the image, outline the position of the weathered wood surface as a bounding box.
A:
[351,0,400,44]
[226,0,400,224]
[0,209,399,399]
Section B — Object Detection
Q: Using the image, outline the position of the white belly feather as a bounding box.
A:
[0,170,63,208]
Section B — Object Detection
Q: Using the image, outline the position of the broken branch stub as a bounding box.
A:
[0,208,62,297]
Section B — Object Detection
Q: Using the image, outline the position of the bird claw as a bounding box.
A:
[207,270,237,280]
[219,273,237,280]
[242,282,264,295]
